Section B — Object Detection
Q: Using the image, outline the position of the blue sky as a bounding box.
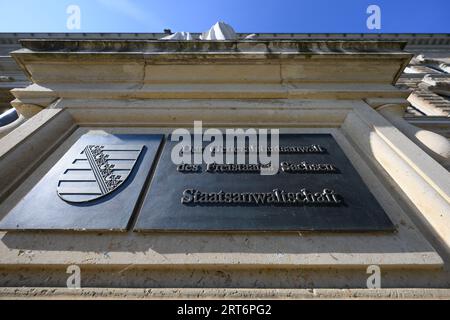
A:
[0,0,449,33]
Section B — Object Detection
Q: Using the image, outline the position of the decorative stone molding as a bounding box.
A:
[1,287,450,300]
[422,75,450,97]
[438,63,450,73]
[373,102,450,167]
[408,90,450,116]
[416,56,450,74]
[397,75,450,116]
[1,32,450,43]
[0,96,60,138]
[7,39,412,104]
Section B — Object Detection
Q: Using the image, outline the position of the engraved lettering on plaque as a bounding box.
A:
[135,134,395,232]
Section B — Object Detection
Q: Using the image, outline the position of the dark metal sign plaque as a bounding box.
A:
[134,134,394,232]
[0,133,163,232]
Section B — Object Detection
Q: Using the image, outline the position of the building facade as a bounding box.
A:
[0,33,449,299]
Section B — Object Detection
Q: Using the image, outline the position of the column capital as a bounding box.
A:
[375,103,405,114]
[370,99,450,167]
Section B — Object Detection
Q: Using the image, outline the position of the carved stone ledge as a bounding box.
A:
[374,103,450,167]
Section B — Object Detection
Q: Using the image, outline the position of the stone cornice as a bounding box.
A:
[9,39,413,100]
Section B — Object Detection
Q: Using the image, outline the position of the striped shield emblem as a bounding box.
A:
[57,144,144,203]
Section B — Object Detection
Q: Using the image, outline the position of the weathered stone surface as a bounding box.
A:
[0,37,448,296]
[1,287,450,300]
